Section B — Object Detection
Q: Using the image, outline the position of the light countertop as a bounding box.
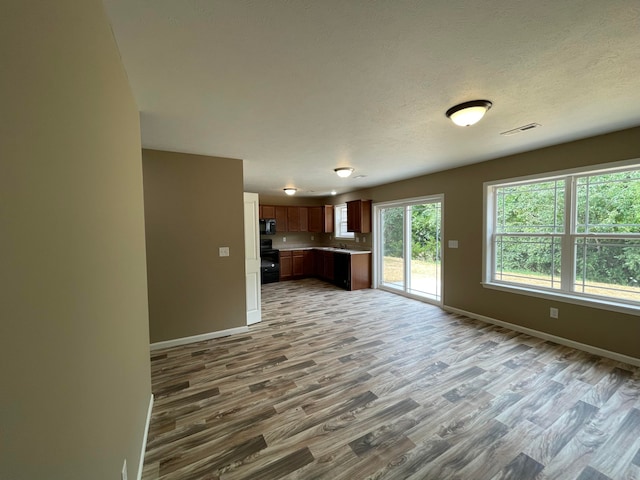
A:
[278,247,371,255]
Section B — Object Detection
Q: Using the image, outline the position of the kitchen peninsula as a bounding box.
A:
[278,247,371,290]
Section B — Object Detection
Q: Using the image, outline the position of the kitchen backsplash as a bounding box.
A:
[263,232,372,250]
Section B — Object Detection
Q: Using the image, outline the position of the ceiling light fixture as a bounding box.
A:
[446,100,492,127]
[331,190,337,195]
[334,167,354,178]
[283,188,297,196]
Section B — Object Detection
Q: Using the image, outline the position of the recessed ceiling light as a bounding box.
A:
[334,167,354,178]
[446,100,492,126]
[283,188,297,195]
[331,190,337,195]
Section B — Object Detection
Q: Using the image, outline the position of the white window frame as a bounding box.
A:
[483,159,640,315]
[334,204,355,239]
[373,195,444,306]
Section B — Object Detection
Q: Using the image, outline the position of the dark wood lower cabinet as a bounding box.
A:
[347,253,371,290]
[280,249,370,290]
[292,250,304,277]
[303,250,314,276]
[279,251,292,281]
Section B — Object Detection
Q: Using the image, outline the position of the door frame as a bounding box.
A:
[244,192,262,325]
[373,194,444,306]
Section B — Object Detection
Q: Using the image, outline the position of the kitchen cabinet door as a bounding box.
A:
[292,250,304,277]
[275,206,288,232]
[303,250,314,276]
[262,205,275,219]
[323,205,334,233]
[322,251,334,281]
[346,200,371,233]
[279,251,292,280]
[308,207,322,232]
[308,205,334,233]
[299,207,309,232]
[287,207,300,232]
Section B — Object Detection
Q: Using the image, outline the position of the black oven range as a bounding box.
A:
[260,239,280,284]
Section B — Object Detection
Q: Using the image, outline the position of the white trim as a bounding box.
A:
[372,194,444,305]
[150,326,249,351]
[483,159,640,309]
[443,305,640,367]
[482,281,640,316]
[137,393,154,480]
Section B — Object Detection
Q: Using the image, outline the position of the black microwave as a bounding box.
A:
[260,218,276,235]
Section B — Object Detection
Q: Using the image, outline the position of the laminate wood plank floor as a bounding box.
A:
[142,279,640,480]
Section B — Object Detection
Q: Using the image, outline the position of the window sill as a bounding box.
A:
[481,281,640,316]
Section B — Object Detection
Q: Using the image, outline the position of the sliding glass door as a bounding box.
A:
[377,196,443,304]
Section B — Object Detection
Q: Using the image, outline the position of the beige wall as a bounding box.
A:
[331,127,640,358]
[143,149,247,343]
[0,2,151,479]
[259,195,328,206]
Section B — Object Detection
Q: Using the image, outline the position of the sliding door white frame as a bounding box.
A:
[373,194,444,306]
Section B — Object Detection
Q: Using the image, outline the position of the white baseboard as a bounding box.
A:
[150,326,249,351]
[443,305,640,367]
[137,393,154,480]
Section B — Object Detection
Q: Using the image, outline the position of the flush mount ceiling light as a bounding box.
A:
[283,188,297,196]
[446,100,492,127]
[334,167,354,178]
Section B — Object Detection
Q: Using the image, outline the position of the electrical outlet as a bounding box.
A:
[283,236,286,242]
[121,459,127,480]
[218,246,229,257]
[550,307,559,319]
[355,237,360,243]
[311,235,314,241]
[363,236,366,242]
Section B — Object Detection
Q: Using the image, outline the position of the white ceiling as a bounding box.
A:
[102,0,640,197]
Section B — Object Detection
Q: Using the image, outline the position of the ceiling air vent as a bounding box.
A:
[500,123,541,136]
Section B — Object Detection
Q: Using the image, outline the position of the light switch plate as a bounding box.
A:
[219,247,230,257]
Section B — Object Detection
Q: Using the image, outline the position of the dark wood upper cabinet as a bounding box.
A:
[323,205,334,233]
[308,205,334,233]
[287,207,300,232]
[262,205,275,219]
[299,207,309,232]
[308,206,322,233]
[347,199,371,233]
[260,204,332,233]
[275,206,288,232]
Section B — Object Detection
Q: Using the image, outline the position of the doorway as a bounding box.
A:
[375,195,443,305]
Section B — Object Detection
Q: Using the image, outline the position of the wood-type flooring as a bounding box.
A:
[142,278,640,480]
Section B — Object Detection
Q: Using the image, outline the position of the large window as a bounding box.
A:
[484,162,640,311]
